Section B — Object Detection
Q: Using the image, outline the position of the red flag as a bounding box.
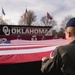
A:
[47,12,53,20]
[24,9,28,23]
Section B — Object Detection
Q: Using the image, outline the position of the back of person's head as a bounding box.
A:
[66,18,75,37]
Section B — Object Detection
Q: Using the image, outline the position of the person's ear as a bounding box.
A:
[68,32,71,37]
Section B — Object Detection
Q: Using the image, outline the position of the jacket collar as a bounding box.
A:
[70,40,75,44]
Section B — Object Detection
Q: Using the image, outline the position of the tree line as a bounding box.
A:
[0,10,73,38]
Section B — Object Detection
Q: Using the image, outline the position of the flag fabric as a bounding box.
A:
[24,8,28,23]
[47,12,52,20]
[2,8,5,15]
[0,39,67,64]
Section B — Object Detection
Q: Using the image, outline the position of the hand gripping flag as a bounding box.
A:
[2,8,6,15]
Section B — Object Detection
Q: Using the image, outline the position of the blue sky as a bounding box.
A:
[0,0,75,25]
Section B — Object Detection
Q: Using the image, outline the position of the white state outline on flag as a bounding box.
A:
[0,45,59,55]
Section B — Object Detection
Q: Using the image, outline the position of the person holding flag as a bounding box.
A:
[41,17,75,75]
